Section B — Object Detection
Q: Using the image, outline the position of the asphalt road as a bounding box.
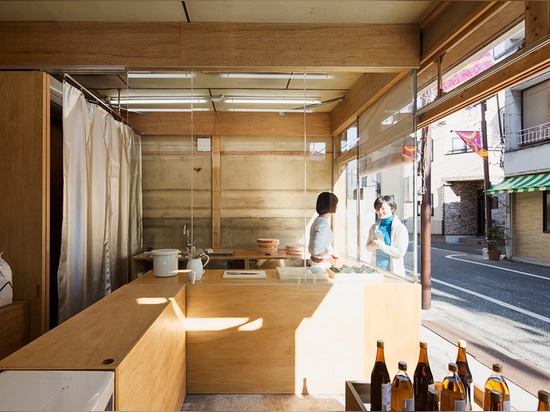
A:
[419,243,550,395]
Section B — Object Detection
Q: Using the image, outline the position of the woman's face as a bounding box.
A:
[376,202,394,219]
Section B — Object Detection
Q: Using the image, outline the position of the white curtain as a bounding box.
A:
[58,82,142,323]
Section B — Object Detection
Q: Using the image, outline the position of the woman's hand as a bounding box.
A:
[370,239,381,248]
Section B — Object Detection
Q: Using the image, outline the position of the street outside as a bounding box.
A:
[416,242,550,398]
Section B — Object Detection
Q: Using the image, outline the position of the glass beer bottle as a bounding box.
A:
[391,361,414,411]
[538,389,550,411]
[427,387,440,411]
[371,340,391,411]
[456,340,473,410]
[487,390,504,411]
[483,364,510,411]
[441,362,466,411]
[414,341,434,411]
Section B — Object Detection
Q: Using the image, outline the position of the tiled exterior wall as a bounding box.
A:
[513,192,550,261]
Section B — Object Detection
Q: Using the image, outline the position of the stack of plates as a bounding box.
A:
[285,243,304,257]
[257,238,279,255]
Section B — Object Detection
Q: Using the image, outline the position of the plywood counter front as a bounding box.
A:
[0,283,186,412]
[136,268,421,395]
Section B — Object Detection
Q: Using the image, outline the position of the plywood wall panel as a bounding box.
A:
[130,112,330,137]
[220,217,310,249]
[0,71,49,340]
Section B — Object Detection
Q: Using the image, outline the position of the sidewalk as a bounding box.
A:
[421,310,537,410]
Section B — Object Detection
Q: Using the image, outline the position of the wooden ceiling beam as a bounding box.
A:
[0,21,419,70]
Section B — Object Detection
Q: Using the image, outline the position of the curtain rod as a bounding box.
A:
[62,74,142,136]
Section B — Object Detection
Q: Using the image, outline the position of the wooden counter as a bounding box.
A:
[0,266,420,408]
[0,283,186,412]
[136,269,421,395]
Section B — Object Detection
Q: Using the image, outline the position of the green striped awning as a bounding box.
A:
[486,173,550,194]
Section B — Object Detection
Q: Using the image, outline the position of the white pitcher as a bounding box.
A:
[186,254,210,280]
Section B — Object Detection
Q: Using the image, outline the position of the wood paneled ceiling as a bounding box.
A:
[0,1,439,113]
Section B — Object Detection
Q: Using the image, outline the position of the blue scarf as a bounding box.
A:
[375,215,393,270]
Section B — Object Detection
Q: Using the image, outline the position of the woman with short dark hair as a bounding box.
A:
[308,192,339,268]
[366,195,409,276]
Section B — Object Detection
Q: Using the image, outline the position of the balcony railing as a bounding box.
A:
[518,121,550,146]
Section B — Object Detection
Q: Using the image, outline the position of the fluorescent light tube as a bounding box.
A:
[220,73,333,80]
[228,108,313,113]
[224,97,320,105]
[127,108,210,112]
[128,72,195,79]
[109,97,207,105]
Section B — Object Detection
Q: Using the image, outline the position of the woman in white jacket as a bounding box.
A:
[365,195,409,276]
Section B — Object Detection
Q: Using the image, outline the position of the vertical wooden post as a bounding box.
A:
[525,2,550,47]
[211,135,221,248]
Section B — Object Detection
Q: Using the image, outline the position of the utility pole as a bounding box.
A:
[421,126,432,310]
[481,100,492,236]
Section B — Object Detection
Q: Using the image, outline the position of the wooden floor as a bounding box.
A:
[181,394,346,411]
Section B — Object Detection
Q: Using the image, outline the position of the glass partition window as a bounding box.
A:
[133,68,328,269]
[337,72,417,279]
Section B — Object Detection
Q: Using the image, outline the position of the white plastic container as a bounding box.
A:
[0,370,114,411]
[150,249,180,277]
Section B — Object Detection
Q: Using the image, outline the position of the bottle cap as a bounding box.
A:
[492,363,503,373]
[420,341,428,349]
[490,390,503,402]
[448,362,458,372]
[377,339,384,348]
[457,339,467,348]
[398,361,407,371]
[539,390,550,403]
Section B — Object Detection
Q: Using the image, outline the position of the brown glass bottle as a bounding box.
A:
[487,390,504,411]
[483,364,510,411]
[427,387,440,411]
[371,340,391,411]
[414,341,434,411]
[538,389,550,411]
[441,362,466,411]
[391,361,414,411]
[456,340,473,410]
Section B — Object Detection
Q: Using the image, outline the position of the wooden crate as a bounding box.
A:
[345,381,370,411]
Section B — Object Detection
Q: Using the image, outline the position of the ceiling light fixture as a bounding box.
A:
[127,108,210,113]
[219,73,334,80]
[228,108,313,113]
[127,72,195,79]
[224,97,321,105]
[109,97,208,105]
